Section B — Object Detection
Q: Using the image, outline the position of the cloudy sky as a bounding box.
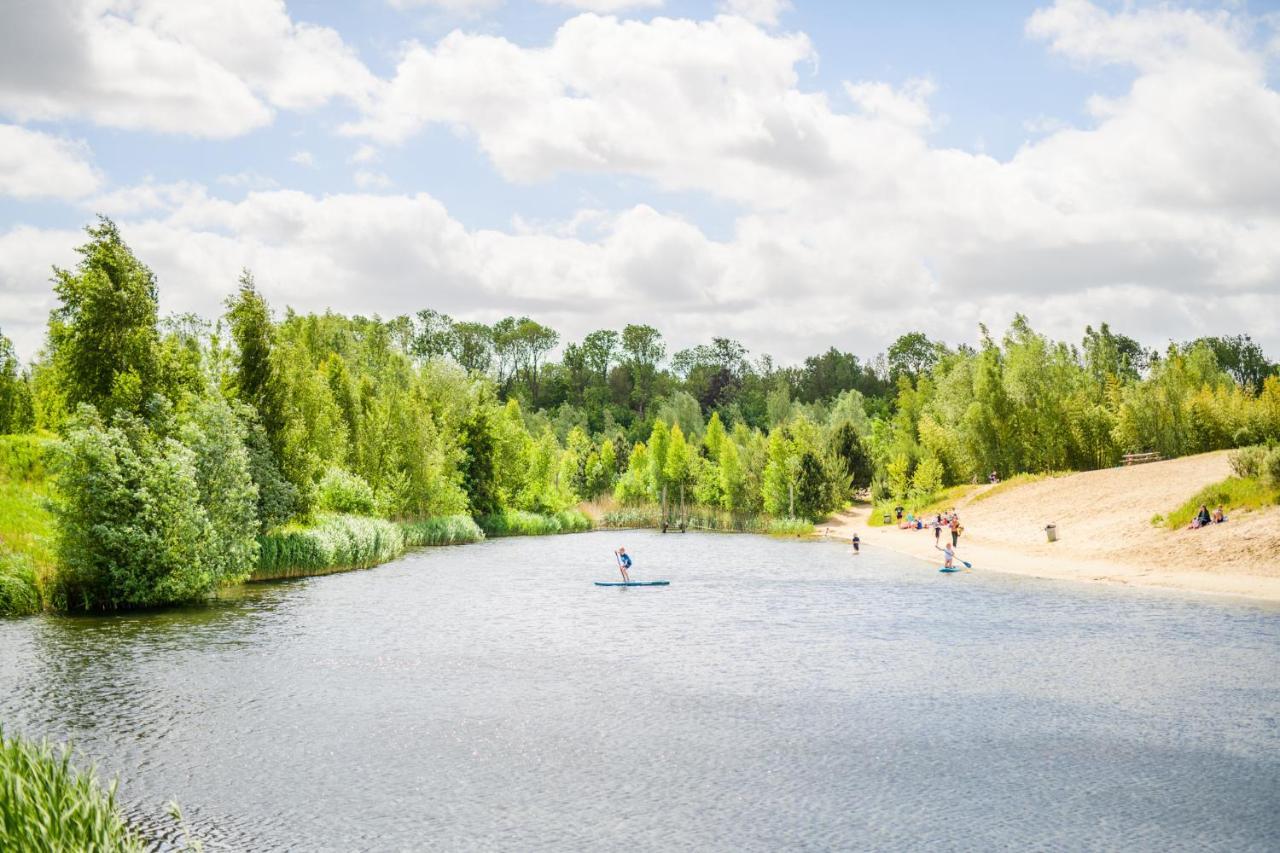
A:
[2,0,1279,364]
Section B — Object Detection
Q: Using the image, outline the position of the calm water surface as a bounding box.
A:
[1,531,1278,851]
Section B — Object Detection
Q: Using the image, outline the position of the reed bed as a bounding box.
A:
[601,504,815,537]
[0,728,144,852]
[399,515,485,546]
[478,509,593,537]
[253,514,406,580]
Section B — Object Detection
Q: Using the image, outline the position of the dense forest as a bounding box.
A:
[1,218,1278,612]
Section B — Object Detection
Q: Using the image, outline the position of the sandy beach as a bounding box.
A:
[821,451,1280,604]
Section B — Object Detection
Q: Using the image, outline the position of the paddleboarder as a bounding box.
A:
[936,541,956,569]
[615,547,632,582]
[851,533,860,555]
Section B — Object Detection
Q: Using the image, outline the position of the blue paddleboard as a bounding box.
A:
[594,581,670,587]
[939,567,962,573]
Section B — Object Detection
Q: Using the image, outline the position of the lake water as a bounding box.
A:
[1,530,1278,851]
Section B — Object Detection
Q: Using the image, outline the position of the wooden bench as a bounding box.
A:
[1122,452,1162,466]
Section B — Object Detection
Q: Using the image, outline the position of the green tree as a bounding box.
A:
[47,218,160,418]
[0,331,33,434]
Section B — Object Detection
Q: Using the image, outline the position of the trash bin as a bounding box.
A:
[883,514,891,525]
[1045,523,1058,543]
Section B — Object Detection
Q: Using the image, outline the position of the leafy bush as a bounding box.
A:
[0,434,53,481]
[255,513,405,579]
[1229,445,1266,479]
[400,515,484,547]
[1263,446,1280,489]
[315,466,376,515]
[478,509,593,537]
[0,728,144,852]
[54,404,259,610]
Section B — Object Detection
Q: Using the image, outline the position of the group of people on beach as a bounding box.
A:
[891,507,964,568]
[1189,504,1227,529]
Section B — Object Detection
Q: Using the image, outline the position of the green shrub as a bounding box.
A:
[255,513,405,579]
[1263,446,1280,489]
[0,434,54,481]
[400,515,485,547]
[54,404,259,611]
[0,551,41,617]
[1229,445,1266,479]
[0,728,144,852]
[315,467,376,515]
[478,509,593,537]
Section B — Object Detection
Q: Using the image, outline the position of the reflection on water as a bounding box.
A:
[2,531,1278,851]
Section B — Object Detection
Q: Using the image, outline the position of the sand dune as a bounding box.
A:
[823,451,1280,603]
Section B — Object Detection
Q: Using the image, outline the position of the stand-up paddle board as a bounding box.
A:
[594,580,670,587]
[939,567,962,573]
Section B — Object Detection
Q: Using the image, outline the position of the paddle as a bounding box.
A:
[935,543,972,570]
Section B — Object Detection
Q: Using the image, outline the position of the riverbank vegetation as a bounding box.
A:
[0,436,56,616]
[0,728,143,852]
[0,218,1278,611]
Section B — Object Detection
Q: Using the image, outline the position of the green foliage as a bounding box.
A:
[47,218,160,421]
[0,330,33,434]
[53,406,257,610]
[0,728,144,852]
[1162,476,1280,529]
[766,517,816,537]
[478,509,593,537]
[0,439,56,615]
[315,466,376,515]
[1263,446,1280,489]
[1229,445,1267,479]
[399,515,485,547]
[255,514,405,580]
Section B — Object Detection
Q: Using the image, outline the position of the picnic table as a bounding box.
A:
[1122,451,1161,466]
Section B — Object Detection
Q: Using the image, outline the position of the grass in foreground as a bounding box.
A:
[1156,476,1280,529]
[0,728,144,852]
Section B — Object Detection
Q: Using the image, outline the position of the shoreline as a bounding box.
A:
[820,504,1280,606]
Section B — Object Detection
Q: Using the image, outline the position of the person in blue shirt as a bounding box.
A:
[615,547,632,582]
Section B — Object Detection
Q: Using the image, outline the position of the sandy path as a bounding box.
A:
[821,451,1280,603]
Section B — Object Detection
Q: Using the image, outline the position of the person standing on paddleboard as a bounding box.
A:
[615,547,632,582]
[851,533,860,555]
[936,541,956,569]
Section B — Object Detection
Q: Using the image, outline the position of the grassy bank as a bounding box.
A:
[0,435,58,616]
[1158,476,1280,529]
[400,514,484,546]
[601,504,815,537]
[0,728,144,852]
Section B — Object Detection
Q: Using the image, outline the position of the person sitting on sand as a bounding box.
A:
[1212,505,1226,524]
[615,547,632,582]
[1193,505,1211,529]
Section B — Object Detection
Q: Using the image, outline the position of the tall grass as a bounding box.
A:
[0,435,57,616]
[478,509,593,537]
[601,504,815,537]
[253,514,406,580]
[1160,476,1280,529]
[399,515,484,546]
[0,727,144,852]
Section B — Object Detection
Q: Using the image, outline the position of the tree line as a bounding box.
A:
[1,218,1277,609]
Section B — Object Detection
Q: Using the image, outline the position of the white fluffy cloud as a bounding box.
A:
[718,0,792,27]
[0,124,100,199]
[0,0,374,137]
[2,0,1279,362]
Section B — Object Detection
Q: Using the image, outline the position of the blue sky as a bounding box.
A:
[2,0,1279,362]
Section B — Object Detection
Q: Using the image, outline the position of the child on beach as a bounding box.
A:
[851,534,860,555]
